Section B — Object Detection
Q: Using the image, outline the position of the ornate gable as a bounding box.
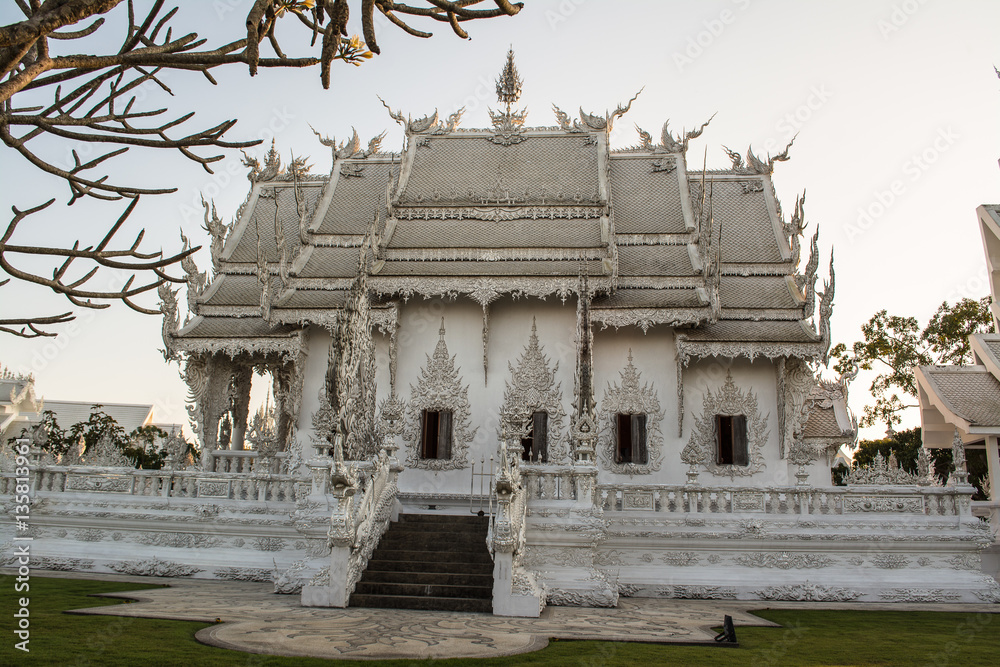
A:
[403,319,475,470]
[682,372,770,479]
[598,351,665,476]
[499,318,567,463]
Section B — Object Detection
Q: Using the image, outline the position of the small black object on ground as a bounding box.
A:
[714,615,738,645]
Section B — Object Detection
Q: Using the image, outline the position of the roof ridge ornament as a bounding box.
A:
[654,113,715,154]
[576,88,643,133]
[496,46,522,111]
[726,136,796,175]
[488,48,528,146]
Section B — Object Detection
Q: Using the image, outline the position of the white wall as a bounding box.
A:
[298,302,802,491]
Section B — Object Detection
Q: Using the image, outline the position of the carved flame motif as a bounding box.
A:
[683,372,769,479]
[499,318,567,463]
[598,350,665,476]
[844,451,920,485]
[403,319,476,470]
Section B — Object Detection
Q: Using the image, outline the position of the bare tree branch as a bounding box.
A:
[0,1,522,336]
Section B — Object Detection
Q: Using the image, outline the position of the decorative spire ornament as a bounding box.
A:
[488,48,528,146]
[495,47,522,113]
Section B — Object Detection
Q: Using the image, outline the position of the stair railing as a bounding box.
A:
[470,454,495,517]
[302,438,401,608]
[488,434,543,616]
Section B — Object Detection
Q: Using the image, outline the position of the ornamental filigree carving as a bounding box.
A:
[752,582,863,602]
[403,319,476,470]
[780,357,818,459]
[598,351,664,476]
[683,372,769,478]
[844,451,920,485]
[499,319,568,463]
[735,552,834,569]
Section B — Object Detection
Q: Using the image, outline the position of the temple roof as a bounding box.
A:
[167,52,832,365]
[916,365,1000,433]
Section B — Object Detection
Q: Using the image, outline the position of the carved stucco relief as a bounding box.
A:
[598,351,665,476]
[681,372,769,478]
[498,318,568,463]
[403,319,476,470]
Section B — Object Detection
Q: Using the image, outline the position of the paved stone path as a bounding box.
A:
[48,572,998,661]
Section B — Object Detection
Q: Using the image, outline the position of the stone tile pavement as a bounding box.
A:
[42,571,999,661]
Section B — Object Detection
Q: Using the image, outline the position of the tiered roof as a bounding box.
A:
[163,54,833,366]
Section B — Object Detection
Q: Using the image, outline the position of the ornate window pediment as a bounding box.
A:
[598,351,665,476]
[499,319,568,464]
[682,372,769,478]
[404,320,475,470]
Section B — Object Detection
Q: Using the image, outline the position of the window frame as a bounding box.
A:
[715,414,749,467]
[520,410,549,463]
[615,413,649,465]
[420,409,453,460]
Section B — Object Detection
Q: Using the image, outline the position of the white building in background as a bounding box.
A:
[916,204,1000,578]
[1,371,179,445]
[3,54,996,612]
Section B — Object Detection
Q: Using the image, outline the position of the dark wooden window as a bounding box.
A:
[420,409,453,459]
[615,413,648,464]
[520,411,548,463]
[715,414,748,466]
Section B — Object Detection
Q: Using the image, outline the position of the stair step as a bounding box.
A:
[369,548,492,564]
[398,513,489,526]
[361,570,494,587]
[365,559,493,575]
[377,532,487,549]
[354,581,491,599]
[351,594,492,613]
[352,513,493,613]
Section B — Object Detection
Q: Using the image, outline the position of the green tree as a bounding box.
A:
[123,423,168,469]
[832,296,993,429]
[10,404,180,469]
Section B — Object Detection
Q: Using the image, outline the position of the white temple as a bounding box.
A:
[3,52,997,613]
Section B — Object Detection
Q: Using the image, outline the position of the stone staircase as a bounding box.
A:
[351,513,493,613]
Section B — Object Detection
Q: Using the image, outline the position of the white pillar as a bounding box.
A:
[987,435,1000,538]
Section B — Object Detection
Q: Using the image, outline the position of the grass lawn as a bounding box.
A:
[2,574,998,666]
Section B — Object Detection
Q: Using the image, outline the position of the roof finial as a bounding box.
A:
[495,47,522,113]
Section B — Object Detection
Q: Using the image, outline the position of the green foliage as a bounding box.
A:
[123,425,169,470]
[831,462,849,486]
[8,405,182,470]
[67,405,130,456]
[833,297,993,429]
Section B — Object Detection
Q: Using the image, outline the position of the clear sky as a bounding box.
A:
[2,0,999,441]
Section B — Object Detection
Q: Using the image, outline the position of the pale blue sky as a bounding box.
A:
[2,1,999,439]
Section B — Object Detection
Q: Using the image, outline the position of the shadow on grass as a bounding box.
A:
[2,574,997,666]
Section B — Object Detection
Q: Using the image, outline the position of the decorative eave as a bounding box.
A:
[269,302,398,334]
[590,307,711,333]
[367,275,610,306]
[970,333,1000,379]
[675,319,824,365]
[676,339,825,365]
[915,365,1000,445]
[170,315,307,361]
